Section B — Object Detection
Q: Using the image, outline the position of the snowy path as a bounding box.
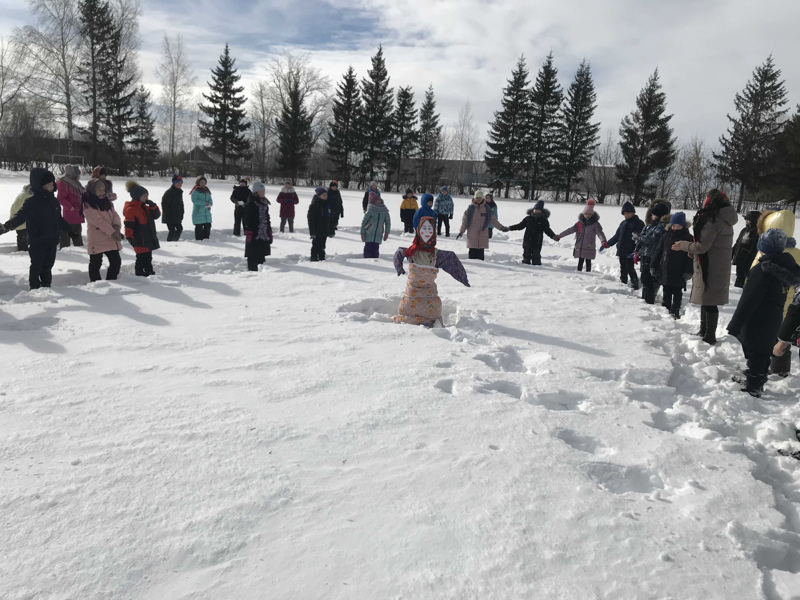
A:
[1,179,799,599]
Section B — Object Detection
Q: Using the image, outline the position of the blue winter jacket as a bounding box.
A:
[636,221,666,260]
[433,192,454,216]
[361,203,391,244]
[413,195,437,230]
[191,189,213,225]
[607,215,644,257]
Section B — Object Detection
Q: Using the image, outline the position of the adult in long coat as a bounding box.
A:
[327,181,343,236]
[276,180,300,233]
[243,181,272,271]
[672,189,738,345]
[457,190,507,260]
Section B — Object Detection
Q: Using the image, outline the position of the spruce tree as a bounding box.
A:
[417,85,443,192]
[554,59,600,202]
[772,106,800,209]
[387,86,417,191]
[275,76,314,182]
[359,46,393,184]
[485,56,533,198]
[326,66,363,187]
[617,69,677,205]
[101,21,136,174]
[76,0,115,166]
[130,85,159,177]
[528,52,563,199]
[198,44,251,178]
[714,55,788,210]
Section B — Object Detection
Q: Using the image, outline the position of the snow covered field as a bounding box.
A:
[1,173,800,599]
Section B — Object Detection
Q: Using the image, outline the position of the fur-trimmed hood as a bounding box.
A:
[760,251,800,286]
[578,212,600,226]
[645,200,672,224]
[527,207,551,219]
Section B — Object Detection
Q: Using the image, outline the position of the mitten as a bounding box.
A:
[383,233,389,241]
[449,214,453,220]
[554,235,561,241]
[502,226,510,232]
[111,232,122,242]
[237,201,244,206]
[0,223,8,235]
[602,241,609,249]
[245,231,253,243]
[268,231,273,244]
[456,233,463,240]
[633,253,640,265]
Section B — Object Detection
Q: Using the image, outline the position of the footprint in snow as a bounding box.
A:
[554,429,607,455]
[434,379,455,395]
[526,390,587,411]
[473,346,525,372]
[579,461,664,495]
[473,380,525,400]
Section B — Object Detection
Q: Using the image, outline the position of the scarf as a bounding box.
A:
[405,216,437,258]
[190,185,211,196]
[465,199,492,231]
[81,190,113,211]
[59,173,84,195]
[281,185,295,194]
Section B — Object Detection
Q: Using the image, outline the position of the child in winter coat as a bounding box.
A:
[243,181,272,271]
[57,164,85,248]
[83,178,123,282]
[393,216,470,326]
[413,194,437,230]
[508,200,557,265]
[90,166,116,200]
[727,229,800,397]
[635,199,671,303]
[651,212,693,319]
[277,179,300,233]
[773,287,800,368]
[9,183,31,251]
[557,199,607,272]
[361,191,391,258]
[327,181,343,236]
[123,181,161,277]
[606,201,644,289]
[732,210,761,288]
[308,187,330,261]
[362,181,380,213]
[161,175,184,241]
[0,168,69,289]
[190,176,213,240]
[230,179,250,236]
[457,190,508,260]
[485,193,499,239]
[433,186,455,237]
[399,189,418,233]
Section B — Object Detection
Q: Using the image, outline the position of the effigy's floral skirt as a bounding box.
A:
[394,264,441,326]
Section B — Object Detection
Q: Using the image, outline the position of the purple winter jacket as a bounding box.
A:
[559,213,607,260]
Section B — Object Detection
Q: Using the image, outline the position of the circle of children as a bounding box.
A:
[2,167,799,398]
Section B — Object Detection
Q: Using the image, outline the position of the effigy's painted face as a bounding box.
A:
[420,221,435,243]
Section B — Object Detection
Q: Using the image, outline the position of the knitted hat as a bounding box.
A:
[172,174,183,185]
[239,179,248,185]
[652,202,670,218]
[196,175,207,186]
[670,212,687,228]
[65,164,81,179]
[330,181,338,188]
[621,201,635,214]
[368,191,381,204]
[252,180,266,195]
[474,190,485,200]
[758,228,788,255]
[421,193,434,205]
[125,180,148,201]
[534,200,545,211]
[405,188,414,195]
[315,186,327,196]
[33,168,56,188]
[583,198,596,214]
[745,210,761,224]
[442,186,448,192]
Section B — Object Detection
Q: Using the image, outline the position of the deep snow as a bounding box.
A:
[1,175,800,600]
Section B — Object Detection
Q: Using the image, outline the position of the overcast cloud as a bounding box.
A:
[2,0,799,149]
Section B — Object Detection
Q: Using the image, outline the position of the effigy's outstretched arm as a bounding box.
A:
[436,250,470,287]
[394,248,408,275]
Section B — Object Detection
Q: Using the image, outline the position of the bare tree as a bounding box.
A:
[451,100,481,161]
[267,51,330,139]
[0,38,31,126]
[248,80,277,179]
[678,136,714,209]
[587,131,621,203]
[15,0,82,155]
[156,33,196,162]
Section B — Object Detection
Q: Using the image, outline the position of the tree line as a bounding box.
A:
[0,0,797,207]
[486,52,799,210]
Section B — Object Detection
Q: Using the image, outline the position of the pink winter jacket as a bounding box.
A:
[57,179,85,224]
[84,204,123,255]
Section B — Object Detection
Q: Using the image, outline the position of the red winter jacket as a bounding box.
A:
[276,188,299,218]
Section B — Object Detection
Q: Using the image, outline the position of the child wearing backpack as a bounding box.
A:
[123,181,161,277]
[650,212,694,319]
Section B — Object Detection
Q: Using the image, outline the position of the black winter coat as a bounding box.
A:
[244,194,272,258]
[732,225,759,266]
[308,196,330,238]
[231,185,250,205]
[728,252,800,354]
[607,215,644,257]
[651,228,694,288]
[161,185,184,224]
[777,288,800,343]
[327,188,343,218]
[5,168,68,246]
[508,208,557,249]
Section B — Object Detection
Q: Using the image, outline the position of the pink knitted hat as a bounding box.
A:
[583,198,596,214]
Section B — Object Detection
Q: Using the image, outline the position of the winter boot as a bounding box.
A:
[741,373,767,398]
[671,299,682,320]
[702,310,718,345]
[696,307,707,337]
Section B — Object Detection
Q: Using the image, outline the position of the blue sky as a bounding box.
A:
[3,0,800,150]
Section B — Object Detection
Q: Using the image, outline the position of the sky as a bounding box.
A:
[3,0,800,151]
